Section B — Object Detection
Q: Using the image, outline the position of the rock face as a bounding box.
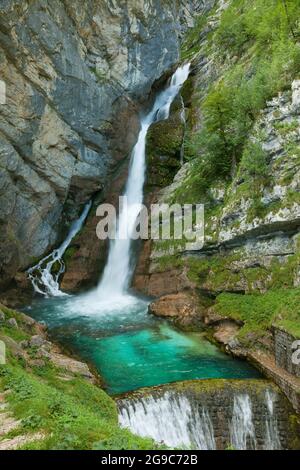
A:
[0,0,196,290]
[274,327,300,379]
[148,291,202,327]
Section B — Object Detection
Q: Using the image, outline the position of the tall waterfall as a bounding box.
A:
[27,201,91,297]
[97,64,190,299]
[230,394,257,450]
[118,391,216,450]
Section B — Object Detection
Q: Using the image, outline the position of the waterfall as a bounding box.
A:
[230,394,257,450]
[118,391,216,450]
[97,64,190,299]
[264,390,281,450]
[119,389,283,450]
[27,201,91,297]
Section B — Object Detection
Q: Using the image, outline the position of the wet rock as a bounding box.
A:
[213,321,240,346]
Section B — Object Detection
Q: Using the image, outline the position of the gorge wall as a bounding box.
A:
[0,0,212,292]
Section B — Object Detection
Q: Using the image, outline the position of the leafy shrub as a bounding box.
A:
[239,142,268,180]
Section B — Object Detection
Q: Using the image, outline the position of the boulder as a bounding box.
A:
[29,335,46,348]
[148,292,201,326]
[6,318,18,329]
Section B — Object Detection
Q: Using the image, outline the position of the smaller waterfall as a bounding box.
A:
[265,390,281,450]
[230,394,257,450]
[27,201,91,297]
[118,392,216,450]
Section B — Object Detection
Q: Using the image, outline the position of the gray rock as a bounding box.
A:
[292,80,300,113]
[7,318,18,329]
[0,311,5,323]
[29,335,46,348]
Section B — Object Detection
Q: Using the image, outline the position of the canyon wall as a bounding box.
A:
[0,0,208,291]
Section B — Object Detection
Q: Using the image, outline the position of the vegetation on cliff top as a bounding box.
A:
[162,0,300,345]
[178,0,300,203]
[213,288,300,339]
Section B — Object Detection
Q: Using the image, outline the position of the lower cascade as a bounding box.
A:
[265,390,281,450]
[230,394,257,450]
[118,392,216,450]
[118,388,283,450]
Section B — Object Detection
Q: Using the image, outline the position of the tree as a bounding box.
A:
[281,0,296,39]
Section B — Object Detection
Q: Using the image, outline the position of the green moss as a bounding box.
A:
[120,378,278,400]
[63,246,77,268]
[213,288,300,339]
[146,110,182,189]
[155,254,184,272]
[288,414,300,450]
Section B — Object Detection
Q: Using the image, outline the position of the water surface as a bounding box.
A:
[24,293,260,394]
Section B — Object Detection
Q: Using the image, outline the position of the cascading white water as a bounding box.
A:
[264,390,281,450]
[27,201,91,297]
[118,391,216,450]
[119,390,283,450]
[97,64,190,299]
[230,394,257,450]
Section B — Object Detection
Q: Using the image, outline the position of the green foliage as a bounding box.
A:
[214,288,300,339]
[0,364,159,450]
[215,0,300,57]
[0,310,162,450]
[63,246,77,267]
[238,142,268,180]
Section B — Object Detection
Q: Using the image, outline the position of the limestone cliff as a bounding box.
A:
[0,0,198,290]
